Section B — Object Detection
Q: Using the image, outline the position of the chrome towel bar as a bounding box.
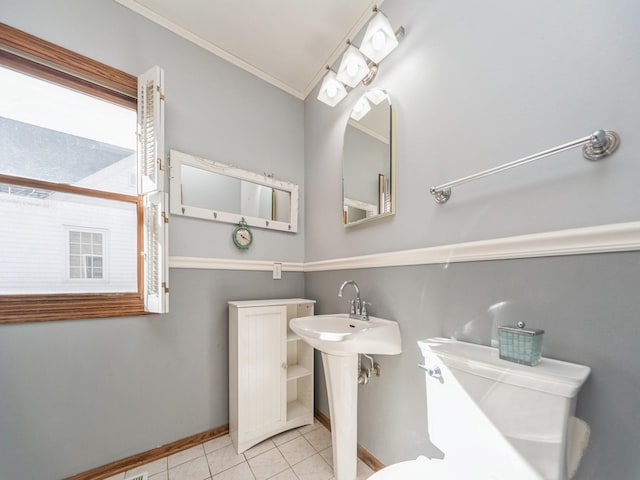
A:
[430,129,620,204]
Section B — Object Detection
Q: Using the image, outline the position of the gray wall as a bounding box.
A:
[306,253,640,479]
[304,0,640,479]
[0,270,305,480]
[305,0,640,261]
[0,1,305,479]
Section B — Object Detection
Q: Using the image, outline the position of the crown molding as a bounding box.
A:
[113,0,305,99]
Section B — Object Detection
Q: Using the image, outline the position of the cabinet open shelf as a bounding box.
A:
[287,399,311,422]
[287,364,312,381]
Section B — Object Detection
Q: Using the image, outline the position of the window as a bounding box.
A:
[0,23,168,323]
[68,230,105,280]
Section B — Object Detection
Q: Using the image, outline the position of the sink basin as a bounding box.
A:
[290,313,402,356]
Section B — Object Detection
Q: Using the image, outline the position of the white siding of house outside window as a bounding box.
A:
[0,190,137,294]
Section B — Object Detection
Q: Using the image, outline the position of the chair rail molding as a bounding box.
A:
[169,256,304,272]
[168,221,640,272]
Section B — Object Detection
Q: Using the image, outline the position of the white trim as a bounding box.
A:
[169,256,304,272]
[304,222,640,272]
[169,222,640,272]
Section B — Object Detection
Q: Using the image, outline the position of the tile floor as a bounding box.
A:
[105,421,374,480]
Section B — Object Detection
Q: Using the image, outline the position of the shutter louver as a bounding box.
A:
[143,191,168,313]
[138,66,165,194]
[139,66,168,313]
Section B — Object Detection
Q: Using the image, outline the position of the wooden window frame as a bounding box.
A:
[0,23,146,324]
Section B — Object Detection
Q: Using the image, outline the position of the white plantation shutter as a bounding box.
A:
[143,191,169,313]
[139,66,168,313]
[138,66,165,194]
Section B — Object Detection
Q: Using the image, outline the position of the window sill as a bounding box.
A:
[0,293,149,324]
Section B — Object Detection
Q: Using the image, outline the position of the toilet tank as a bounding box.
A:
[418,338,590,480]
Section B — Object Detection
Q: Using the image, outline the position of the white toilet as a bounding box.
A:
[369,337,591,480]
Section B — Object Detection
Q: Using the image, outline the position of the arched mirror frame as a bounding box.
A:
[342,89,396,227]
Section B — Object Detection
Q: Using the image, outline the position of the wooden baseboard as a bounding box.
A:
[66,412,383,480]
[357,444,385,472]
[314,409,385,472]
[65,424,229,480]
[314,408,331,431]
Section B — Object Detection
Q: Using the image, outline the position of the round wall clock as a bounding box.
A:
[232,220,253,249]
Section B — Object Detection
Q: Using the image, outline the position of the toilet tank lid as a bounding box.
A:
[418,337,591,398]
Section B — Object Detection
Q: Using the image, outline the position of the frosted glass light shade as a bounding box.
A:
[336,45,370,88]
[359,11,398,64]
[365,88,388,106]
[317,70,347,107]
[350,96,371,121]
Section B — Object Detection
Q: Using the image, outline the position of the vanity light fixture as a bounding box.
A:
[317,68,348,107]
[316,8,404,107]
[350,96,371,121]
[364,88,388,105]
[336,44,370,87]
[359,10,399,64]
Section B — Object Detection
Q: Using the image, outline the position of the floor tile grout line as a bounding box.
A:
[166,443,207,472]
[244,458,258,480]
[124,426,339,480]
[202,445,247,479]
[275,436,323,469]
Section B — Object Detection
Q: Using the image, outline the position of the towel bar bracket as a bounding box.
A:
[433,188,451,204]
[583,130,620,161]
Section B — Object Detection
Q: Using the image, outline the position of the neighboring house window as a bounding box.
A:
[0,23,168,323]
[68,230,105,280]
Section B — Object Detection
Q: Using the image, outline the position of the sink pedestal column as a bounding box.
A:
[321,352,358,480]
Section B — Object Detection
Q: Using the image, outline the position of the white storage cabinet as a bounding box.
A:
[228,299,315,453]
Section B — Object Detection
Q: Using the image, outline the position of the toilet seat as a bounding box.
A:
[368,456,467,479]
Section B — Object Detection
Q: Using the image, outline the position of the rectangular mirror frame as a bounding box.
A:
[169,150,299,233]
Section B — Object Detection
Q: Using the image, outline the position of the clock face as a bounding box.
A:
[233,225,252,249]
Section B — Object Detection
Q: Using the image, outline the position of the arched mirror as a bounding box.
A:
[342,89,395,227]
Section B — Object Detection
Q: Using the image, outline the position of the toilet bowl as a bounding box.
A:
[369,338,591,480]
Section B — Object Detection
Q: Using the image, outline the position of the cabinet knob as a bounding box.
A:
[282,363,288,370]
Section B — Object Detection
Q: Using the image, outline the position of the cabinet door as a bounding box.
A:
[237,305,287,438]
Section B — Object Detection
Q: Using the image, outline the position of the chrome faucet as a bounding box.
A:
[338,280,369,321]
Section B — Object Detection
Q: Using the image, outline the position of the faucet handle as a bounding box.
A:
[361,301,371,318]
[349,300,356,315]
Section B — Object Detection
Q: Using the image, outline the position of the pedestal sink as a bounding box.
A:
[290,314,402,480]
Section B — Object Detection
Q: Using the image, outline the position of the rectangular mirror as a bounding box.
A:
[169,150,298,232]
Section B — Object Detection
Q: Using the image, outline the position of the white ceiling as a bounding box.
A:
[114,0,382,99]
